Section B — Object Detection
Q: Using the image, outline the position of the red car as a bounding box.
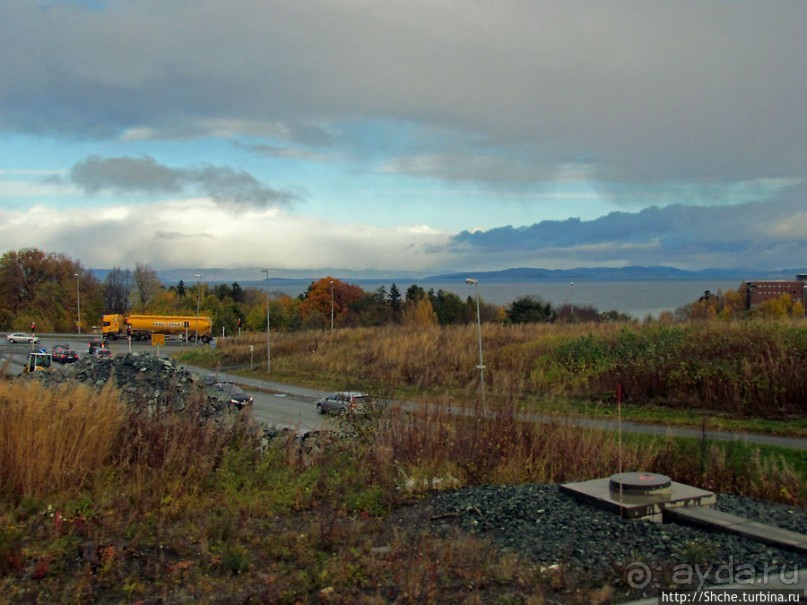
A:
[51,344,78,363]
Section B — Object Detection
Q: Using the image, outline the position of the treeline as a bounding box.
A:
[15,248,804,335]
[675,287,805,320]
[0,248,637,335]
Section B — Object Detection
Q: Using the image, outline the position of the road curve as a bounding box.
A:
[3,337,805,451]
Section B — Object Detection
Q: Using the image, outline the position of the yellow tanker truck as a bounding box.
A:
[102,314,214,343]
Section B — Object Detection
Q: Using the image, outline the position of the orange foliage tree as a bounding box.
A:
[298,277,365,328]
[0,248,103,332]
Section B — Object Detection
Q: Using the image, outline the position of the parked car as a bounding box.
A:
[6,332,39,344]
[211,382,254,411]
[315,392,371,415]
[51,344,70,362]
[88,338,106,354]
[50,344,78,363]
[60,348,79,363]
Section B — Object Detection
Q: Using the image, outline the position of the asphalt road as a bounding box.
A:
[0,334,337,433]
[3,333,805,450]
[194,364,807,451]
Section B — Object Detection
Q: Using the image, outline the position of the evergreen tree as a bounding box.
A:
[388,283,402,314]
[405,284,425,303]
[507,296,554,324]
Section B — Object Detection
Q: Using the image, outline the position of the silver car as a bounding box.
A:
[6,332,40,344]
[315,391,370,415]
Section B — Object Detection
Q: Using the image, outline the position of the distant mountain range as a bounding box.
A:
[94,265,807,285]
[426,266,807,282]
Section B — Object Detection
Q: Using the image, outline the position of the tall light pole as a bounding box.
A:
[465,277,485,403]
[570,281,574,318]
[330,280,334,331]
[194,274,201,346]
[74,273,81,334]
[262,269,270,372]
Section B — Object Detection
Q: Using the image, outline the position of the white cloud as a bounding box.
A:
[0,197,453,272]
[0,179,71,198]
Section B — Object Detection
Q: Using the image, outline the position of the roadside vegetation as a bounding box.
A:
[0,368,803,603]
[192,320,807,437]
[1,247,805,601]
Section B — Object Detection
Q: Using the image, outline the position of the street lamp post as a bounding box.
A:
[330,280,334,331]
[74,273,81,334]
[570,281,574,318]
[194,274,201,346]
[465,277,485,403]
[262,269,270,372]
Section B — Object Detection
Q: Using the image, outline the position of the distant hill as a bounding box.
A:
[89,265,807,285]
[425,266,807,282]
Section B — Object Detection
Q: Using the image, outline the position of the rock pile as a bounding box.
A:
[31,352,216,416]
[28,352,330,454]
[259,427,331,467]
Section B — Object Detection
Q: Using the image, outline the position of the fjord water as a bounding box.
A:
[261,278,743,319]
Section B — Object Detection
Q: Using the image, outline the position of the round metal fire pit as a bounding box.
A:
[609,472,672,497]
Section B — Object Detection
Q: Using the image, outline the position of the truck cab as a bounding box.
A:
[102,314,125,340]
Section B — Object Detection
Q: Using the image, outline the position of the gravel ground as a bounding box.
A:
[419,485,807,599]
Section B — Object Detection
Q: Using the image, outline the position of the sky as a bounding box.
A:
[1,0,806,277]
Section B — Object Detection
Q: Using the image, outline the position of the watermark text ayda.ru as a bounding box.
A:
[624,559,800,592]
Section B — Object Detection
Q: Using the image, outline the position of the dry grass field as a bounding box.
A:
[0,319,804,602]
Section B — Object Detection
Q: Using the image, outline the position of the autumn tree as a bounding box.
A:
[754,294,805,319]
[677,286,749,321]
[716,289,746,319]
[0,248,102,331]
[147,288,182,314]
[131,263,163,312]
[402,296,437,327]
[299,277,365,328]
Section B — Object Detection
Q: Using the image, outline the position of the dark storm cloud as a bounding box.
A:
[193,165,296,208]
[70,155,183,194]
[2,1,805,186]
[67,155,297,209]
[450,189,807,269]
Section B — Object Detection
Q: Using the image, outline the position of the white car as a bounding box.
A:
[6,332,40,344]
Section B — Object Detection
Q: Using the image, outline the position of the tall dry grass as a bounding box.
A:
[0,380,124,499]
[349,397,804,503]
[214,320,807,417]
[378,401,657,486]
[109,392,259,512]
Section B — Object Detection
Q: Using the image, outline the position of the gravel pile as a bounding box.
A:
[29,352,224,416]
[422,484,807,599]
